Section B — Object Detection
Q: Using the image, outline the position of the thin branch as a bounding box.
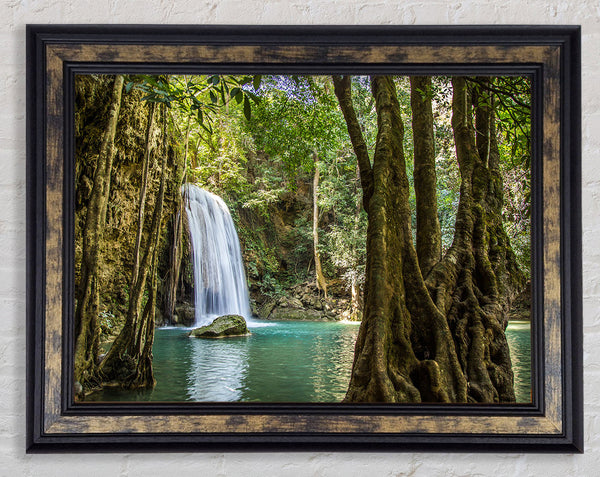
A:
[466,77,531,110]
[332,75,373,211]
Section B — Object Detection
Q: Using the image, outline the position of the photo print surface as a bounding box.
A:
[73,73,532,404]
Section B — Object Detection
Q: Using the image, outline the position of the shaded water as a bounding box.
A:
[183,184,251,326]
[89,320,530,403]
[505,321,532,403]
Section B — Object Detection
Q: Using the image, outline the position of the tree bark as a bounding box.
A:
[425,77,524,402]
[128,110,169,389]
[164,114,191,322]
[131,102,156,290]
[410,76,442,277]
[336,75,526,403]
[74,75,124,391]
[312,152,328,297]
[350,162,362,319]
[100,104,169,387]
[164,207,184,322]
[344,76,466,403]
[332,76,373,212]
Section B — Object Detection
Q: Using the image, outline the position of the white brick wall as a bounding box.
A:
[1,1,595,475]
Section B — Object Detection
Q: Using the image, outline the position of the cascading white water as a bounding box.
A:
[183,184,252,327]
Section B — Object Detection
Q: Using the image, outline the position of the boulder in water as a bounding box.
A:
[189,314,250,338]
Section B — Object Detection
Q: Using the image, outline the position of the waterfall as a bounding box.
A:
[183,184,252,327]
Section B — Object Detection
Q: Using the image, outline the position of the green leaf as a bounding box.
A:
[200,121,213,135]
[246,91,261,104]
[243,96,252,120]
[253,75,262,90]
[145,76,158,86]
[125,81,135,93]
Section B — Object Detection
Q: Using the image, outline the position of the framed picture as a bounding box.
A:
[26,25,582,452]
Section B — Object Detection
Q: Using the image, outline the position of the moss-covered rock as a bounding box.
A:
[269,307,334,321]
[507,280,531,322]
[173,303,195,327]
[257,300,276,319]
[254,280,359,321]
[189,315,250,338]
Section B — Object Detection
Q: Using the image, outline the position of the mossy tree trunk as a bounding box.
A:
[130,102,156,290]
[127,109,170,389]
[350,162,362,318]
[425,77,525,402]
[164,205,184,322]
[100,104,169,388]
[74,75,124,391]
[334,75,525,403]
[332,76,373,213]
[411,76,442,278]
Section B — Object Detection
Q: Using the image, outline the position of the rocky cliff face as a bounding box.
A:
[255,280,359,322]
[75,75,182,333]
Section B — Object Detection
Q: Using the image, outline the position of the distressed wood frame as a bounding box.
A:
[26,25,582,452]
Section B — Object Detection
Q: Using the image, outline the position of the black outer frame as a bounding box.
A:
[25,25,582,453]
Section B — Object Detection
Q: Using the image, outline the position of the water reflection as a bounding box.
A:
[182,321,360,402]
[506,321,532,403]
[186,334,250,401]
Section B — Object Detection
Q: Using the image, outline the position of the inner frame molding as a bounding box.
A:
[26,25,581,452]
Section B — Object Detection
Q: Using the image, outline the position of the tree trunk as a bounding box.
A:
[164,206,184,322]
[332,76,373,212]
[335,75,525,403]
[131,102,156,290]
[350,275,360,319]
[350,162,362,319]
[343,76,466,402]
[312,152,328,297]
[100,104,169,387]
[410,76,442,277]
[102,102,156,365]
[74,75,124,391]
[164,114,191,322]
[128,113,169,389]
[425,77,524,402]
